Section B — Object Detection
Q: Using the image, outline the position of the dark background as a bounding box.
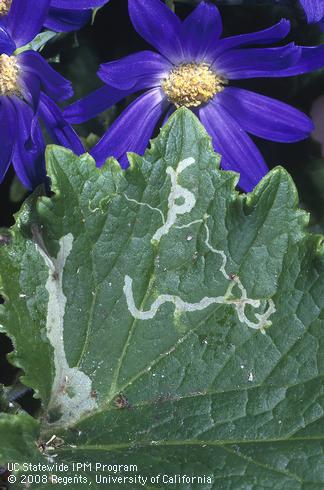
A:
[0,0,324,412]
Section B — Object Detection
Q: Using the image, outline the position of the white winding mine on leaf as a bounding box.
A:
[152,157,196,242]
[123,158,199,237]
[203,223,276,331]
[36,234,97,426]
[124,194,165,224]
[123,157,276,331]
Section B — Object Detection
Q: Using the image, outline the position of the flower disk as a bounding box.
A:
[0,0,11,15]
[0,54,20,96]
[162,63,226,108]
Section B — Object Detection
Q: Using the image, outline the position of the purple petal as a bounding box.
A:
[18,51,73,102]
[214,43,301,79]
[91,88,166,167]
[0,23,16,55]
[162,105,174,126]
[273,45,324,76]
[7,0,51,47]
[39,93,84,155]
[199,99,268,192]
[210,19,290,59]
[50,0,108,8]
[128,0,183,64]
[44,7,91,32]
[217,87,313,142]
[19,72,41,113]
[64,85,131,124]
[10,96,46,189]
[0,97,17,183]
[180,2,222,62]
[98,51,171,91]
[299,0,324,23]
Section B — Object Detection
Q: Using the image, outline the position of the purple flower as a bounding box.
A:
[0,0,110,33]
[0,0,84,189]
[65,0,324,191]
[299,0,324,28]
[45,0,110,32]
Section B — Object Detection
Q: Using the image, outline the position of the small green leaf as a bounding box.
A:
[9,176,28,204]
[1,109,324,487]
[14,31,58,55]
[165,0,175,11]
[92,7,101,24]
[81,132,100,151]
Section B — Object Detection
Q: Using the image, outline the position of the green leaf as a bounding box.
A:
[0,413,39,462]
[1,108,324,488]
[14,31,58,55]
[9,176,28,204]
[165,0,175,12]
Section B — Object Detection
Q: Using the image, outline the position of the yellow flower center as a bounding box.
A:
[162,63,227,108]
[0,54,20,96]
[0,0,11,15]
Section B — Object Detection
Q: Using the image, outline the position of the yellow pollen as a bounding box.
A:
[0,54,20,96]
[162,63,227,108]
[0,0,12,15]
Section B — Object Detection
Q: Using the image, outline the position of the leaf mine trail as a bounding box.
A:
[36,234,97,426]
[123,158,276,331]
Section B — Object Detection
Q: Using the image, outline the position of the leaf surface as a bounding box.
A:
[1,109,324,488]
